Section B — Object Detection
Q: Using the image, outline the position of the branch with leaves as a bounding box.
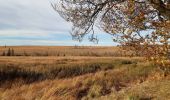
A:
[52,0,170,67]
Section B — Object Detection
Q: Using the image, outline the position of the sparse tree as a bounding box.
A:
[11,48,15,56]
[7,48,11,56]
[52,0,170,67]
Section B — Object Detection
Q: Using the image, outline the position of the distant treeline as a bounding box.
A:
[2,48,15,56]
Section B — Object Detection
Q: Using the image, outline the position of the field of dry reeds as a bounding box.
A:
[0,46,169,100]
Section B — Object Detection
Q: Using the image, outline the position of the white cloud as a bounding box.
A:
[0,0,114,46]
[0,0,71,31]
[0,29,67,38]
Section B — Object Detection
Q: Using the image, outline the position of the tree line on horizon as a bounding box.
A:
[2,48,15,56]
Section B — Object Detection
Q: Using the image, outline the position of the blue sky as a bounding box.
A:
[0,0,115,46]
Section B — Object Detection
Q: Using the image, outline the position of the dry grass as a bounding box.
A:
[0,57,169,100]
[0,46,124,57]
[0,57,140,87]
[0,46,169,100]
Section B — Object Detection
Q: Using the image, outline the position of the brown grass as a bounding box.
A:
[0,46,169,100]
[0,46,124,57]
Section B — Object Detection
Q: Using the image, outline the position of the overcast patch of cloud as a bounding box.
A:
[0,0,71,31]
[0,0,114,46]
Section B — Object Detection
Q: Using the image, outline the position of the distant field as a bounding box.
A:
[0,46,169,100]
[0,46,130,57]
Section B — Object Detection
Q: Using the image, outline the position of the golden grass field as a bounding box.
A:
[0,46,124,57]
[0,46,169,100]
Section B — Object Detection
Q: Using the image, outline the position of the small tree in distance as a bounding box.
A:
[11,48,15,56]
[7,48,11,56]
[52,0,170,67]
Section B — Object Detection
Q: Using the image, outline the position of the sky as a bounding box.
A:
[0,0,115,46]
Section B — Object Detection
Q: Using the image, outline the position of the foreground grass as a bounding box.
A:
[0,57,169,100]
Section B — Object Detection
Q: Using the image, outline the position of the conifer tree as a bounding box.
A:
[7,48,11,56]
